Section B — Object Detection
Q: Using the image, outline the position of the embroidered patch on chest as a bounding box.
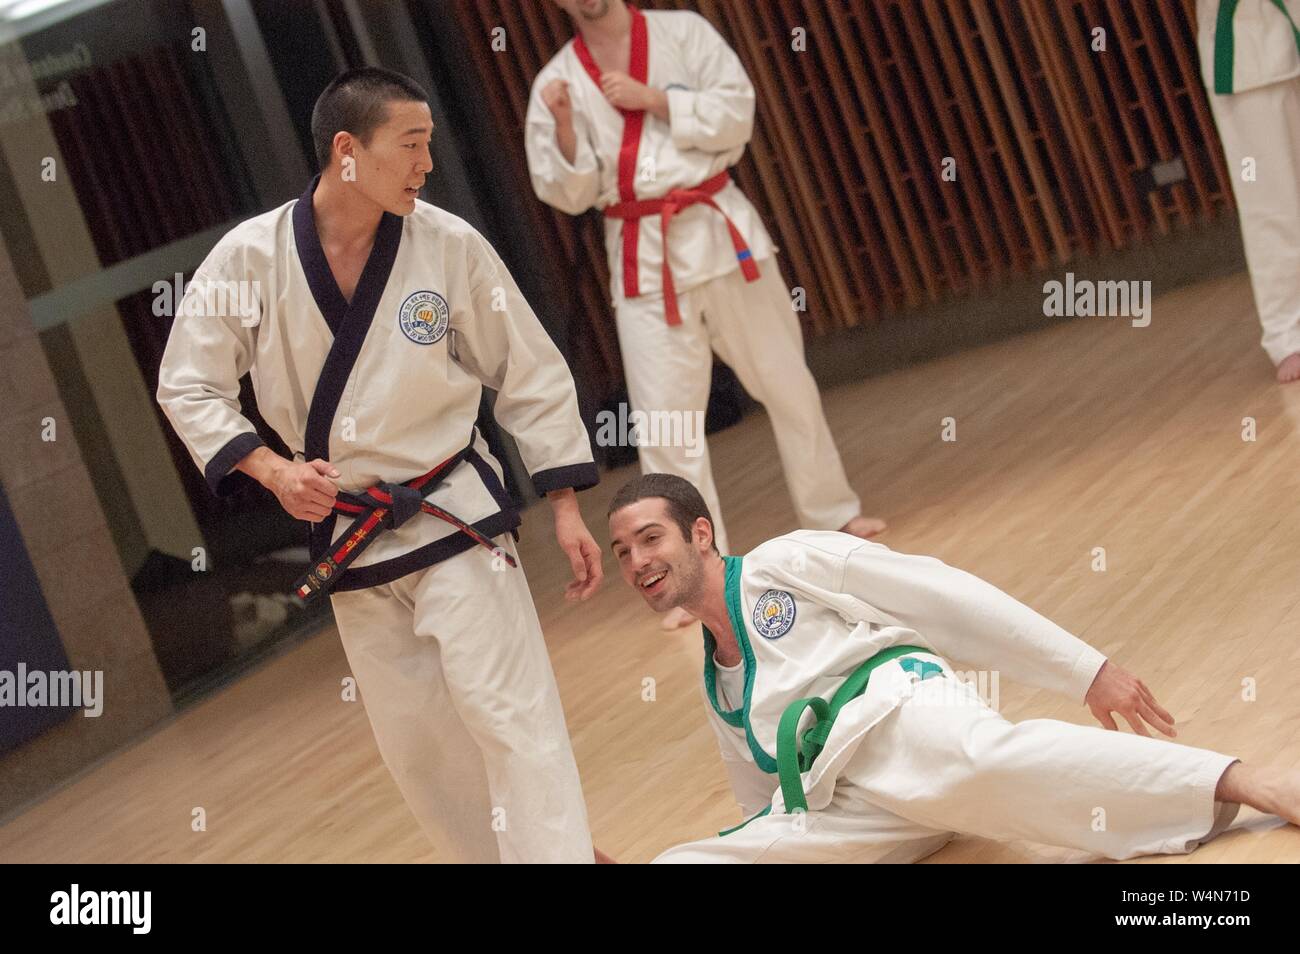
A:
[752,589,796,639]
[398,290,449,345]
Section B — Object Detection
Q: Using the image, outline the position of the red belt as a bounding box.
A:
[603,171,761,326]
[291,447,515,603]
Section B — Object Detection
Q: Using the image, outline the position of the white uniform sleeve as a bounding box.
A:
[704,705,776,818]
[525,71,603,215]
[452,227,598,495]
[722,754,777,819]
[664,12,756,154]
[156,242,267,496]
[839,542,1108,704]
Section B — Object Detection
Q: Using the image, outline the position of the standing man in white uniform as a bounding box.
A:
[526,0,887,629]
[1198,0,1300,383]
[608,474,1299,863]
[158,68,609,863]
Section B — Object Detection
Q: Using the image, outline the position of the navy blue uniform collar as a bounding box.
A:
[291,172,404,336]
[294,173,405,558]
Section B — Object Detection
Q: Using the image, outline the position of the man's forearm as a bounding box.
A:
[843,545,1108,702]
[555,121,578,166]
[926,568,1109,702]
[646,88,669,121]
[235,445,286,488]
[547,486,580,517]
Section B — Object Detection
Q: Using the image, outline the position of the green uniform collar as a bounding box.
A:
[702,556,947,822]
[701,555,779,773]
[1215,0,1300,94]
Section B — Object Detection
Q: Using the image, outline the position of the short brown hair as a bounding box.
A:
[608,473,719,553]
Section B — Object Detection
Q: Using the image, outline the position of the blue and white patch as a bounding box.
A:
[398,290,449,345]
[752,589,796,639]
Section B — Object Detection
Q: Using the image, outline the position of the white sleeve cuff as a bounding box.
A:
[1068,645,1109,704]
[666,86,702,149]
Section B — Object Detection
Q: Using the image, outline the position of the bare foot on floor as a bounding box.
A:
[1258,768,1300,826]
[660,606,697,630]
[1216,762,1300,825]
[1277,353,1300,384]
[595,846,618,864]
[840,515,887,539]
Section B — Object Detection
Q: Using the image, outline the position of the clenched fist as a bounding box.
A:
[266,458,340,523]
[542,78,574,127]
[599,70,656,111]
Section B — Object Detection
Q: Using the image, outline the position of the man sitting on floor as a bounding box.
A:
[606,473,1297,863]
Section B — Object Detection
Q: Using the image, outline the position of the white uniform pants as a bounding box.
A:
[614,259,861,554]
[1207,76,1300,365]
[328,534,593,863]
[656,672,1239,863]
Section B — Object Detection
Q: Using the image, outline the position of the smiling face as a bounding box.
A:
[335,98,434,216]
[609,497,711,613]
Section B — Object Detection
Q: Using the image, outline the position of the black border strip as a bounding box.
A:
[331,509,522,591]
[466,445,520,512]
[298,178,405,560]
[530,461,600,495]
[291,174,348,335]
[204,431,265,496]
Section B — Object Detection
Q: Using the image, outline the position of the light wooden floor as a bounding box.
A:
[3,271,1299,863]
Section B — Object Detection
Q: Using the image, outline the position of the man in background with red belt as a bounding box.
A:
[527,0,886,628]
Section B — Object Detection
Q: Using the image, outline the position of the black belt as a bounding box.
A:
[292,444,516,602]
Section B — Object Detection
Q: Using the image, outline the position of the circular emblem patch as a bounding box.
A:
[752,589,796,639]
[398,290,449,345]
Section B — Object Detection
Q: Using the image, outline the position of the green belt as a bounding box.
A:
[776,644,937,815]
[1215,0,1300,94]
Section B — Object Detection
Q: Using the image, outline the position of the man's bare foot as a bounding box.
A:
[840,515,887,539]
[660,606,697,630]
[1215,761,1300,825]
[595,846,618,864]
[1277,353,1300,384]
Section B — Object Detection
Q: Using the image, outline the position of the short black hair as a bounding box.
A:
[608,473,719,553]
[310,67,429,171]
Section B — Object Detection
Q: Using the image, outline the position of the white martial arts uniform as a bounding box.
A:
[526,7,861,553]
[654,531,1242,863]
[157,175,598,863]
[1198,0,1300,365]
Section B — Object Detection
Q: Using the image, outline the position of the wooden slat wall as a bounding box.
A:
[442,0,1231,402]
[48,47,249,268]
